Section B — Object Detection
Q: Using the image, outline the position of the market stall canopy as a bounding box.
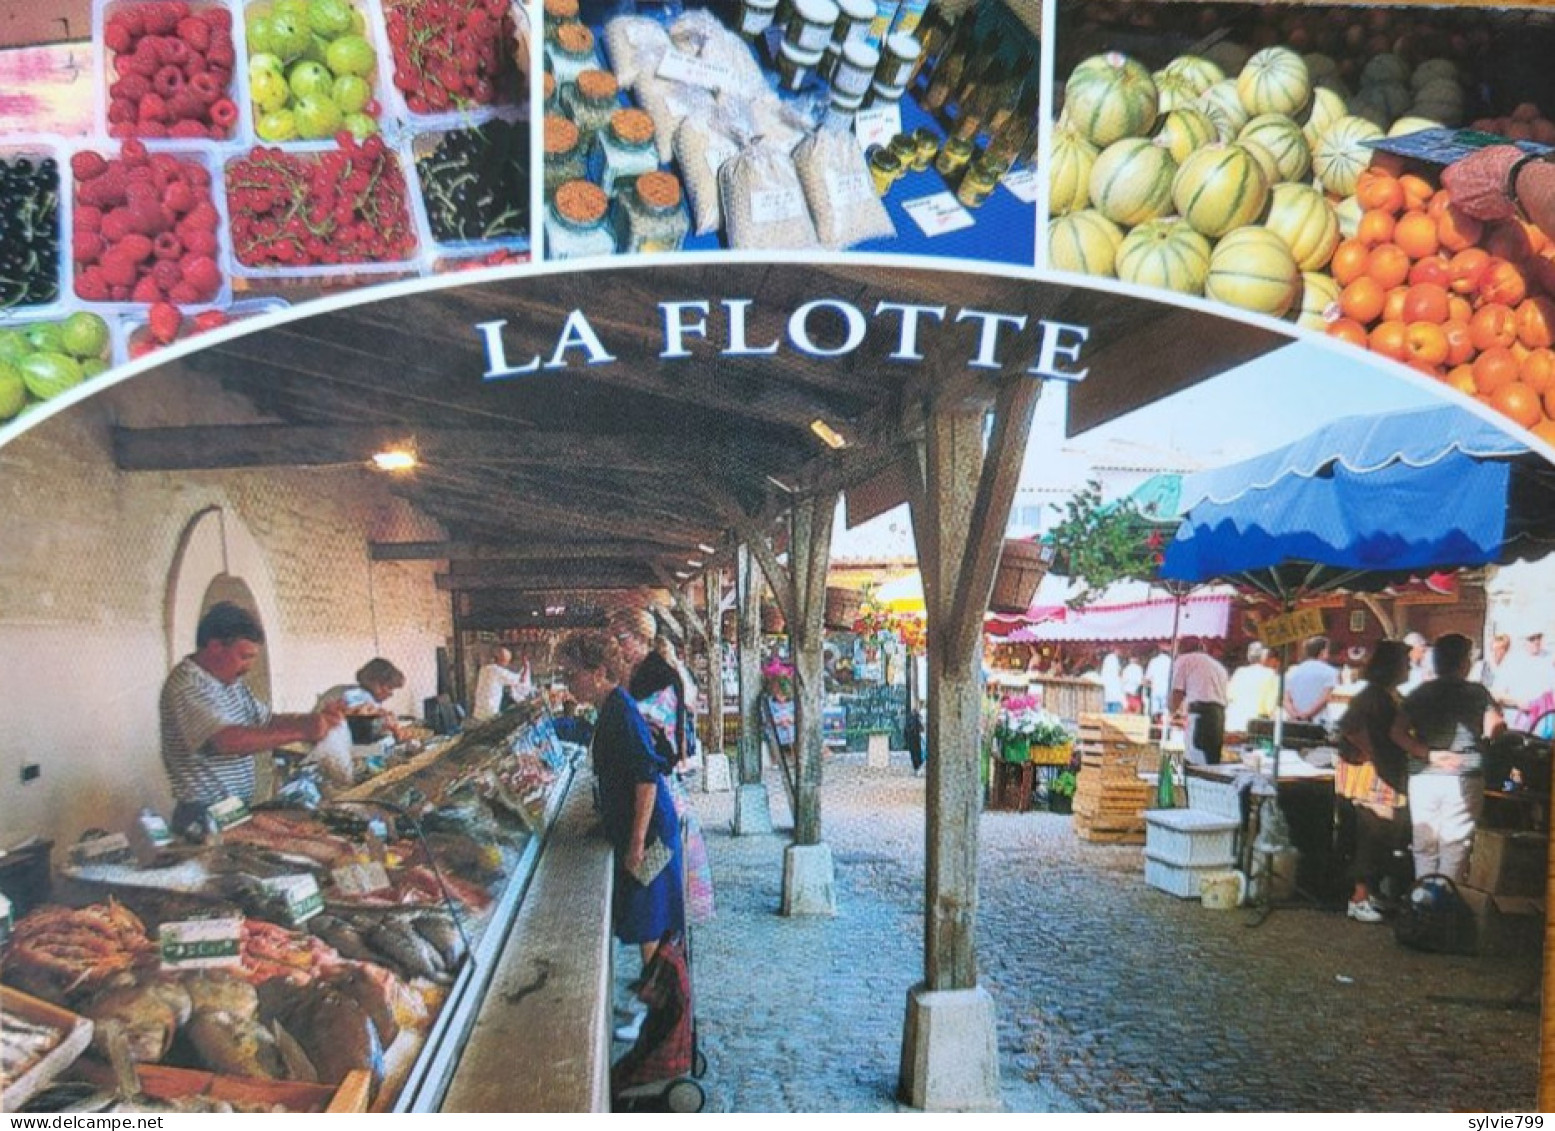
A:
[108,261,1288,601]
[1008,591,1233,643]
[1160,403,1555,597]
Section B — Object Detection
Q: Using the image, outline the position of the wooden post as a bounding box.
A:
[788,491,837,847]
[736,544,764,787]
[704,568,725,759]
[899,377,1043,1110]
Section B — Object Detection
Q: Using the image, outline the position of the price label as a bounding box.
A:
[826,169,874,204]
[207,796,251,832]
[751,187,806,224]
[263,875,324,926]
[69,832,132,865]
[331,861,392,896]
[902,192,975,237]
[160,917,243,970]
[855,105,903,151]
[1001,166,1040,204]
[656,48,735,92]
[1256,607,1326,649]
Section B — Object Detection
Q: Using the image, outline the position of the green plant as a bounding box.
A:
[1051,769,1078,798]
[1045,479,1166,607]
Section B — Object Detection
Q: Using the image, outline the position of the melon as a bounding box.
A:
[1205,225,1301,317]
[1161,55,1224,97]
[1154,73,1202,113]
[1198,79,1250,141]
[1048,210,1124,277]
[1300,86,1350,148]
[1172,143,1270,238]
[1411,78,1465,126]
[1334,194,1363,240]
[1388,115,1443,138]
[1115,218,1212,295]
[1293,271,1341,331]
[1411,58,1458,91]
[1360,53,1409,90]
[1239,114,1312,183]
[1311,115,1384,197]
[1237,46,1311,118]
[1302,53,1339,85]
[1264,182,1340,271]
[1089,137,1177,227]
[1064,53,1159,147]
[1240,138,1280,186]
[1050,128,1099,216]
[1153,106,1219,164]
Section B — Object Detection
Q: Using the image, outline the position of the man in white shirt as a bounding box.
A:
[1401,631,1434,695]
[472,646,533,720]
[1169,636,1229,765]
[1144,643,1172,719]
[1284,635,1338,723]
[1100,648,1124,714]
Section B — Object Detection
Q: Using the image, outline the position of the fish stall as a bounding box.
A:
[1,697,579,1114]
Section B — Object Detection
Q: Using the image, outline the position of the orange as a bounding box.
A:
[1394,211,1440,260]
[1448,247,1491,295]
[1357,209,1397,247]
[1491,381,1544,429]
[1427,189,1453,221]
[1401,282,1450,323]
[1521,347,1555,392]
[1326,317,1369,348]
[1330,238,1371,286]
[1437,205,1485,254]
[1480,258,1529,307]
[1366,243,1412,289]
[1355,170,1405,214]
[1339,276,1386,324]
[1409,255,1451,288]
[1446,364,1478,395]
[1442,319,1475,366]
[1382,285,1410,324]
[1470,303,1520,351]
[1404,321,1450,367]
[1473,345,1520,394]
[1368,320,1409,362]
[1448,294,1474,324]
[1399,174,1435,212]
[1516,296,1555,348]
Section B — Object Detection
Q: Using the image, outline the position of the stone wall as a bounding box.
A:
[0,372,453,848]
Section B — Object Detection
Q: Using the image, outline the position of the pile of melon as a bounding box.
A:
[1048,43,1470,323]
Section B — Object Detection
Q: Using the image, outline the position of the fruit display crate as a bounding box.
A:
[368,0,528,135]
[0,136,73,323]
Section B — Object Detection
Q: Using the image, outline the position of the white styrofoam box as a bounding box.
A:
[1144,851,1225,900]
[0,136,72,324]
[1186,775,1241,821]
[1144,807,1238,868]
[94,0,254,149]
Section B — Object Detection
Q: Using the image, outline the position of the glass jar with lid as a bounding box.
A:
[543,0,580,41]
[594,107,659,196]
[561,69,620,145]
[543,72,558,114]
[544,114,586,198]
[954,151,1006,209]
[934,134,974,180]
[547,180,616,260]
[613,170,690,254]
[547,22,599,90]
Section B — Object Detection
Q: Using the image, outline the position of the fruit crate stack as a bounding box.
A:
[1143,808,1239,899]
[1071,713,1154,844]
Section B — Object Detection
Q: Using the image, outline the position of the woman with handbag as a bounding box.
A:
[557,630,685,965]
[1335,640,1428,923]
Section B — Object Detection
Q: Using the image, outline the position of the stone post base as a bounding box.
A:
[732,783,773,836]
[701,752,733,793]
[866,732,891,768]
[897,983,1001,1111]
[780,842,836,917]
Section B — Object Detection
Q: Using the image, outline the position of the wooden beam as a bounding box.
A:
[650,564,710,644]
[436,568,654,591]
[370,539,688,562]
[736,543,765,788]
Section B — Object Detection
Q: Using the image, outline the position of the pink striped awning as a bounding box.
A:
[1007,594,1232,643]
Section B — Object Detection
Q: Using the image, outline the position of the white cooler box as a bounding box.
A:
[1144,809,1239,900]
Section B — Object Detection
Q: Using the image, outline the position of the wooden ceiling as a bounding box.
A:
[112,261,1288,597]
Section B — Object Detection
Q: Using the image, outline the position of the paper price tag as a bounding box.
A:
[69,832,132,865]
[207,795,251,832]
[751,188,806,224]
[1001,166,1039,204]
[160,917,243,970]
[263,875,324,926]
[826,169,874,205]
[331,861,393,896]
[903,192,975,237]
[656,48,735,92]
[854,105,902,151]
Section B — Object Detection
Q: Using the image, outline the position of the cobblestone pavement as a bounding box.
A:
[671,755,1541,1113]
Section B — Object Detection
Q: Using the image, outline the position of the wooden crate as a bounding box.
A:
[2,987,93,1113]
[74,1063,371,1114]
[1072,726,1152,843]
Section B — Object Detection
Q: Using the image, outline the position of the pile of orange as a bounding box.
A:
[1323,161,1555,445]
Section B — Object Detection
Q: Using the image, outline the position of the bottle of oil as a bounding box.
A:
[951,58,1006,141]
[921,21,980,112]
[986,82,1041,166]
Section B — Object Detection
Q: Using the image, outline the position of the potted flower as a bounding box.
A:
[1047,769,1078,814]
[1026,711,1076,765]
[762,656,794,701]
[994,695,1040,763]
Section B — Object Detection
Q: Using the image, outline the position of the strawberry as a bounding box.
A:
[148,302,182,343]
[70,151,108,181]
[132,276,164,304]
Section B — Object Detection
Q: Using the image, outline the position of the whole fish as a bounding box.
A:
[411,911,467,971]
[185,1010,285,1080]
[365,917,448,983]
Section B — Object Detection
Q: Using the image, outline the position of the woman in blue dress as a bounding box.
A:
[557,629,684,962]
